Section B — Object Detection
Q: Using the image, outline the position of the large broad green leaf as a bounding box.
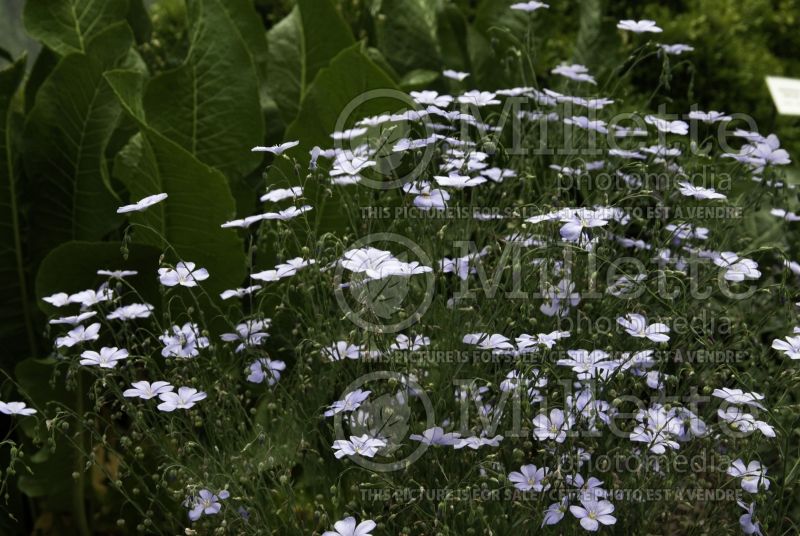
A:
[24,47,58,113]
[0,55,36,361]
[14,357,76,506]
[16,446,74,503]
[106,70,247,296]
[468,0,544,90]
[35,241,162,315]
[23,0,129,56]
[220,0,269,70]
[221,0,271,128]
[281,45,400,169]
[296,0,354,90]
[141,0,265,179]
[265,8,302,124]
[436,4,472,73]
[126,0,152,45]
[573,0,602,65]
[362,46,400,81]
[466,23,516,91]
[473,0,530,37]
[369,0,442,75]
[23,24,132,262]
[265,0,354,125]
[571,0,619,80]
[267,44,402,236]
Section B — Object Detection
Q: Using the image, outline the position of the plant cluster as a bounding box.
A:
[1,1,800,535]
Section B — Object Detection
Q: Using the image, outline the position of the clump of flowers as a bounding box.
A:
[4,7,798,536]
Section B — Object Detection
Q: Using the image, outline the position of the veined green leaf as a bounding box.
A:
[35,241,162,315]
[474,0,530,37]
[142,0,265,179]
[370,0,442,75]
[362,46,400,81]
[267,44,402,236]
[469,0,535,89]
[106,70,247,296]
[436,3,472,73]
[265,0,354,125]
[220,0,269,70]
[297,0,354,90]
[23,0,129,56]
[282,45,400,168]
[23,24,132,261]
[265,8,302,124]
[572,0,619,80]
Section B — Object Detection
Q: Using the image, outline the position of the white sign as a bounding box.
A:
[766,76,800,116]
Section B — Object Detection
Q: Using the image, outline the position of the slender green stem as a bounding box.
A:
[73,373,91,536]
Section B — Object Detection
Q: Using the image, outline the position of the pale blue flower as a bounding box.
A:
[117,193,168,214]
